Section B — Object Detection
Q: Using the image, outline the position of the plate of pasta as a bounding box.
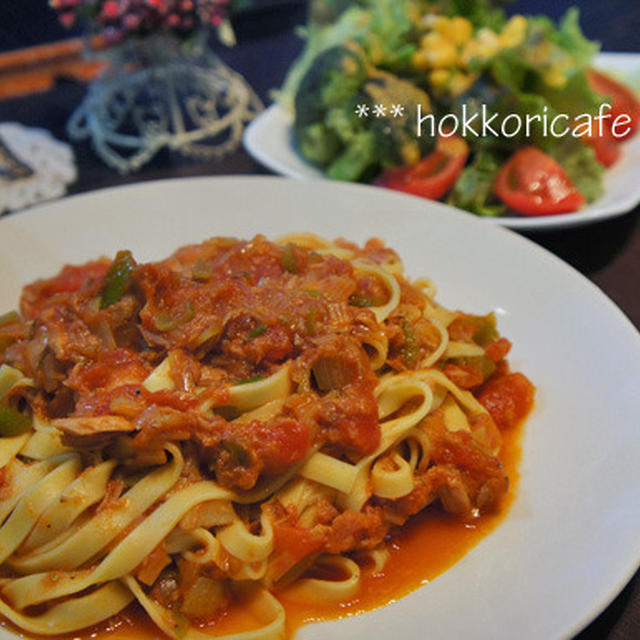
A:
[0,176,640,640]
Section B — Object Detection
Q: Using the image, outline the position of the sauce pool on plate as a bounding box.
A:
[59,421,523,640]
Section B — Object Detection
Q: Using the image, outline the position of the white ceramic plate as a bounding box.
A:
[244,52,640,231]
[1,177,640,640]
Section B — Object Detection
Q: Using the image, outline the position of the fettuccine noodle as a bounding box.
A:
[0,234,534,638]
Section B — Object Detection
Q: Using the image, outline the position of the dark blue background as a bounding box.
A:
[0,1,638,53]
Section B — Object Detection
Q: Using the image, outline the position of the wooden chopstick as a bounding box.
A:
[0,37,109,100]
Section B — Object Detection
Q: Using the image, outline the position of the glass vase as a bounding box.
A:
[67,31,262,174]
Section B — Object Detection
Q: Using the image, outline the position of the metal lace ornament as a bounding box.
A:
[67,32,262,174]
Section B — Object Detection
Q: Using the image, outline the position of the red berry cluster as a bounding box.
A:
[50,0,231,39]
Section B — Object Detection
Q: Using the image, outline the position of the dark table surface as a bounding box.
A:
[0,1,639,638]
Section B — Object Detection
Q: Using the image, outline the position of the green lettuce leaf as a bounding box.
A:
[555,8,600,68]
[276,0,417,111]
[276,6,370,112]
[447,150,506,216]
[543,137,604,203]
[444,0,507,31]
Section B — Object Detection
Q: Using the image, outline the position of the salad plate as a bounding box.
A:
[2,176,640,639]
[244,53,640,231]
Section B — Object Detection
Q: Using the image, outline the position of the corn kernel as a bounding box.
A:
[419,32,458,68]
[476,28,500,57]
[411,49,431,71]
[446,17,474,46]
[449,72,477,97]
[543,68,568,89]
[342,56,360,76]
[420,29,438,49]
[528,41,552,66]
[461,30,502,67]
[426,15,449,34]
[401,141,421,166]
[500,15,527,48]
[429,69,451,89]
[460,39,480,67]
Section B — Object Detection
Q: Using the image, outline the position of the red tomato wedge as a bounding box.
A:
[374,134,469,200]
[583,130,621,167]
[478,372,535,430]
[270,521,324,581]
[493,147,584,216]
[587,69,640,141]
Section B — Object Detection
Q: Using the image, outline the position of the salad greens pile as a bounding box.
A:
[278,0,610,216]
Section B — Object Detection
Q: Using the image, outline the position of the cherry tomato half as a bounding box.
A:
[583,129,621,167]
[587,69,640,141]
[374,134,469,200]
[493,147,584,216]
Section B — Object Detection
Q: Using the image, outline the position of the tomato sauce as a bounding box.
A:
[1,237,532,640]
[279,418,523,637]
[58,419,523,640]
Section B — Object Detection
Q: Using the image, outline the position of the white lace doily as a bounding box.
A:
[0,123,77,215]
